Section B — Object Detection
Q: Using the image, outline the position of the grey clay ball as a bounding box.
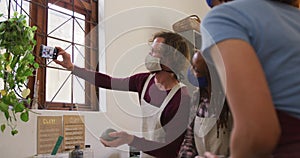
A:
[101,128,118,141]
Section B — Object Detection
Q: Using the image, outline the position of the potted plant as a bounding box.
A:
[0,12,39,135]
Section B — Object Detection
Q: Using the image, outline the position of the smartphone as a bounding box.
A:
[40,44,58,59]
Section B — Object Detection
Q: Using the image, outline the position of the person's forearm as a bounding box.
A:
[229,118,279,158]
[210,40,281,158]
[72,65,139,91]
[72,65,113,88]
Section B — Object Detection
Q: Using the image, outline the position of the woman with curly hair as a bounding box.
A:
[54,31,191,158]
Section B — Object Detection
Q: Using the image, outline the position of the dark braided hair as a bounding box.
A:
[202,64,231,138]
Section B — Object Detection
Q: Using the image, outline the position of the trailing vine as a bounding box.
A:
[0,12,39,135]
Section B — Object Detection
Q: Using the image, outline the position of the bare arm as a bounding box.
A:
[210,39,281,158]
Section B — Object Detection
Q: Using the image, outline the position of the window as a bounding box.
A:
[4,0,99,111]
[45,4,87,108]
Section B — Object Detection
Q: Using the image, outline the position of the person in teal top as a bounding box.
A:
[200,0,300,157]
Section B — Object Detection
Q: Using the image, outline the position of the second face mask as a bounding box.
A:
[187,67,208,88]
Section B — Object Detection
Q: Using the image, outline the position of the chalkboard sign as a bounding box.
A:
[63,115,85,151]
[37,116,63,154]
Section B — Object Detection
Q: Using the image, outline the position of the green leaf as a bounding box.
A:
[32,26,37,31]
[0,102,9,112]
[23,69,33,76]
[27,98,31,104]
[10,55,20,69]
[20,111,29,122]
[11,129,18,135]
[14,102,25,113]
[33,63,39,69]
[1,124,5,132]
[4,110,10,120]
[13,12,18,17]
[0,22,5,31]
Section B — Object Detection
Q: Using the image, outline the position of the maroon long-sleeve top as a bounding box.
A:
[73,66,191,158]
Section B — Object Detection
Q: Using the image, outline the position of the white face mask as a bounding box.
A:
[144,54,162,72]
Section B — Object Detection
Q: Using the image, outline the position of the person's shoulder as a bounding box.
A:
[203,0,267,25]
[207,0,266,15]
[222,0,266,7]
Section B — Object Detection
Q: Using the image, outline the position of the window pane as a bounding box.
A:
[73,45,85,104]
[74,18,85,45]
[48,5,73,42]
[48,4,85,45]
[0,0,8,21]
[46,4,85,104]
[0,0,29,21]
[46,66,72,102]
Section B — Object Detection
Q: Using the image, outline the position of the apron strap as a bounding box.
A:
[141,73,155,99]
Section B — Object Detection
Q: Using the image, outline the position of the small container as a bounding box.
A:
[83,145,94,158]
[70,145,83,158]
[129,146,140,158]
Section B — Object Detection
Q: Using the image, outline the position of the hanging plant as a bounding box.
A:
[0,12,39,135]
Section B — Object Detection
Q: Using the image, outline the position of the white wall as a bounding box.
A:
[0,1,210,158]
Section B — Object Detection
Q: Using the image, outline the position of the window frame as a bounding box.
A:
[27,0,99,111]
